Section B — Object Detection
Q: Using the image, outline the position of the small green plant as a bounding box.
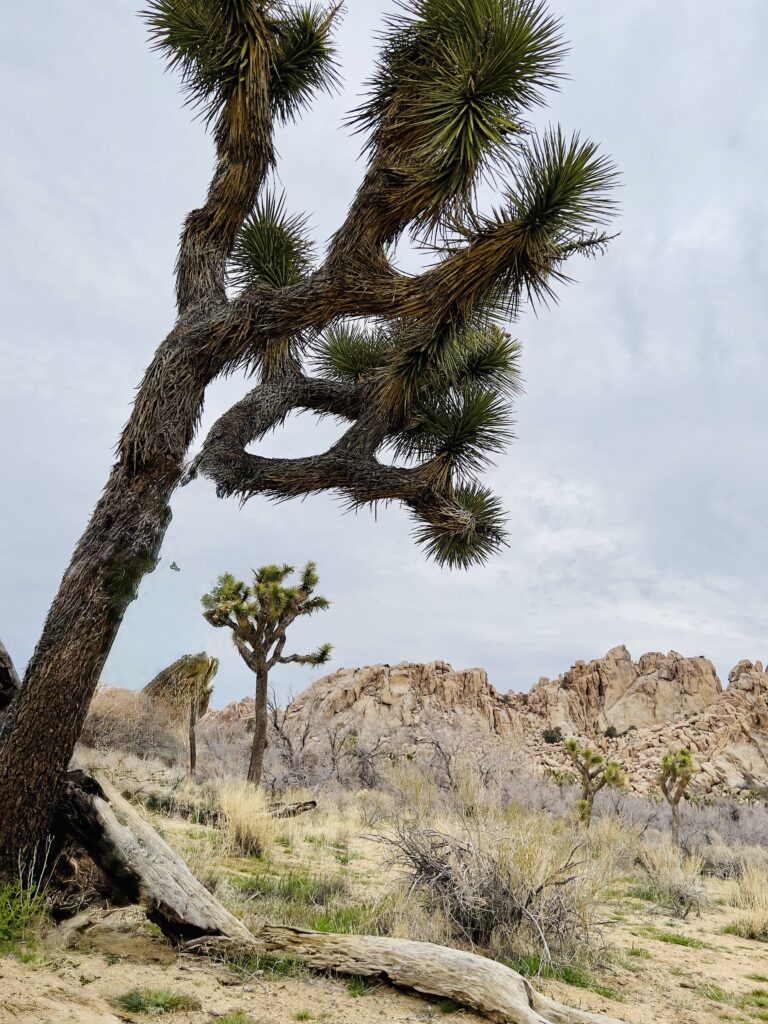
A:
[563,739,625,827]
[113,989,201,1014]
[627,946,651,959]
[542,726,563,745]
[747,975,768,983]
[723,919,768,941]
[346,975,368,997]
[0,879,47,953]
[295,1012,313,1021]
[697,984,732,1003]
[437,999,461,1014]
[604,725,619,739]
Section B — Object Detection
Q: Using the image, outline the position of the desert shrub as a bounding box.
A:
[632,839,710,918]
[0,879,47,952]
[725,855,768,941]
[542,727,563,745]
[382,799,620,967]
[81,687,184,762]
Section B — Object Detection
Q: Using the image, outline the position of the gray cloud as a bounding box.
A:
[1,1,766,706]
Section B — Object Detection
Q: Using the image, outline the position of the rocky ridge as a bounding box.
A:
[206,647,768,794]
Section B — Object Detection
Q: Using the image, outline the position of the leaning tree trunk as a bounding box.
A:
[247,663,269,785]
[0,332,209,877]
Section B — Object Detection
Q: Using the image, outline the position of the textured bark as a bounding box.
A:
[0,638,21,710]
[0,458,180,875]
[55,771,252,943]
[247,664,269,785]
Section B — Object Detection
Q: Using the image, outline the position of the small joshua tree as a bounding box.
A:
[658,747,695,845]
[202,562,331,784]
[564,738,625,827]
[144,652,219,775]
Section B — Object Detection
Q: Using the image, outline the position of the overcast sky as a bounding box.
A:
[1,1,767,707]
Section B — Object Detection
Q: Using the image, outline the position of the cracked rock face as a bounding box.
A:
[206,649,768,795]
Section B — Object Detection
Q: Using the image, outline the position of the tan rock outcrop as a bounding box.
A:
[205,649,768,796]
[512,645,722,737]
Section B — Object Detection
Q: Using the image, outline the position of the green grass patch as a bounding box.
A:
[748,975,768,983]
[0,880,47,954]
[505,955,623,1002]
[222,949,309,980]
[627,946,651,959]
[294,1012,312,1021]
[722,918,768,942]
[112,989,201,1014]
[696,983,732,1003]
[632,925,712,949]
[437,999,461,1013]
[228,870,349,905]
[346,975,368,997]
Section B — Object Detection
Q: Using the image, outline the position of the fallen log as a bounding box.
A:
[188,929,625,1024]
[55,771,624,1024]
[269,799,317,819]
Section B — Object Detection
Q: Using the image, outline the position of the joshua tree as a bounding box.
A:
[564,738,625,827]
[144,652,219,774]
[202,563,331,784]
[0,0,617,874]
[658,747,695,845]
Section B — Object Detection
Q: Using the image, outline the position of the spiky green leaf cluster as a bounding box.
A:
[144,0,340,149]
[203,561,330,626]
[313,323,393,381]
[271,4,342,122]
[413,483,507,569]
[354,0,564,228]
[230,192,315,288]
[660,747,695,782]
[448,127,619,319]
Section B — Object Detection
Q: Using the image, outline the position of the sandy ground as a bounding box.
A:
[2,896,767,1024]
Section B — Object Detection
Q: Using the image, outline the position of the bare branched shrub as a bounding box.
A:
[380,773,620,967]
[633,839,710,918]
[81,688,184,763]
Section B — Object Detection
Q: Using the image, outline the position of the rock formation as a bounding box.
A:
[518,645,722,736]
[205,648,768,796]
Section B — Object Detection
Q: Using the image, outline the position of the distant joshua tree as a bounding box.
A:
[144,652,219,775]
[658,747,695,845]
[202,563,331,784]
[564,738,625,827]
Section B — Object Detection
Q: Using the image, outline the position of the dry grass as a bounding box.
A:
[81,687,185,763]
[218,779,280,858]
[725,855,768,941]
[632,839,710,918]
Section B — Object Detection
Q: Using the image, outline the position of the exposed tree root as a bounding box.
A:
[55,771,624,1024]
